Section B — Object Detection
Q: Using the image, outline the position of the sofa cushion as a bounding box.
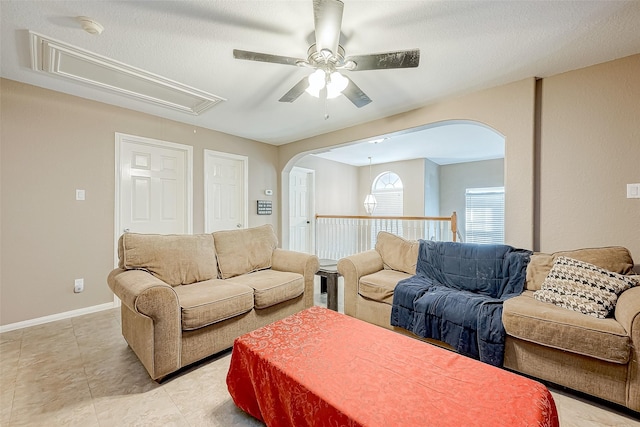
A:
[526,246,634,291]
[375,231,419,275]
[503,291,631,364]
[359,270,413,305]
[213,225,278,279]
[533,257,638,319]
[173,280,254,330]
[227,270,304,309]
[118,233,217,286]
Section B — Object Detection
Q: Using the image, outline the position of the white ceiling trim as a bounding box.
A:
[29,31,226,115]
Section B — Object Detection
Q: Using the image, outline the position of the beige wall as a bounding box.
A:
[537,54,640,256]
[0,79,278,326]
[358,159,426,216]
[424,158,440,217]
[294,156,359,216]
[439,159,505,240]
[294,156,427,217]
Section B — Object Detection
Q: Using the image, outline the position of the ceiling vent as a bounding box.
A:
[29,31,225,115]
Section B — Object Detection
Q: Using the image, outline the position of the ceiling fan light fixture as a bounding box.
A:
[326,71,348,99]
[306,70,348,99]
[306,69,326,97]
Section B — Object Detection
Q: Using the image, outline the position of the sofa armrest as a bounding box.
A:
[108,268,179,315]
[338,250,384,316]
[615,282,640,411]
[271,249,319,308]
[615,284,640,337]
[108,268,182,380]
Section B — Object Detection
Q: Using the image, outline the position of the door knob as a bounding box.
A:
[123,228,130,233]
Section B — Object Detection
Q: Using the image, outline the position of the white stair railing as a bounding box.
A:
[315,213,457,261]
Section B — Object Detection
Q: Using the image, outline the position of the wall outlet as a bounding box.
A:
[74,278,84,293]
[627,183,640,199]
[76,189,85,201]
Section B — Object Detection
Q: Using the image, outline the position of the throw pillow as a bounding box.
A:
[213,224,278,279]
[119,233,217,286]
[534,256,638,318]
[525,246,634,291]
[375,231,419,275]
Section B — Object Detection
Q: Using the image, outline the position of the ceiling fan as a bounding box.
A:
[233,0,420,108]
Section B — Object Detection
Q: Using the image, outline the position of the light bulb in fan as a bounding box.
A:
[305,69,326,98]
[327,72,348,99]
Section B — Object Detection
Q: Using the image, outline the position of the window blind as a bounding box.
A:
[369,172,404,246]
[465,187,504,244]
[372,191,403,216]
[372,171,403,216]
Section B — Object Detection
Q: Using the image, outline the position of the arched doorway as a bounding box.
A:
[282,119,505,250]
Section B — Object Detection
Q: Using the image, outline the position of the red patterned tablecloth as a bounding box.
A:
[226,306,558,427]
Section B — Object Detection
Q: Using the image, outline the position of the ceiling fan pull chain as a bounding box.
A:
[324,96,329,120]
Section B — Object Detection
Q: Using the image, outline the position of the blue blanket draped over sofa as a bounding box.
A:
[391,240,531,366]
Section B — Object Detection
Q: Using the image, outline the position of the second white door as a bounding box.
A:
[204,150,248,232]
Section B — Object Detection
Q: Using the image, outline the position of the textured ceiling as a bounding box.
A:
[2,0,640,155]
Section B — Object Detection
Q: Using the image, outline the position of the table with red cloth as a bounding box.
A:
[226,306,559,427]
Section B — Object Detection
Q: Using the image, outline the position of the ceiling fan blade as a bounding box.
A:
[345,49,420,71]
[342,77,372,108]
[313,0,343,55]
[279,77,310,103]
[233,49,303,66]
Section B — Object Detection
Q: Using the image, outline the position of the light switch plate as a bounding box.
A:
[627,183,640,199]
[76,189,85,200]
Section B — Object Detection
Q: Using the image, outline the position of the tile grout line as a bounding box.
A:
[6,333,24,425]
[72,317,101,427]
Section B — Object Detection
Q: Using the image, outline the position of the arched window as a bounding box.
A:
[372,171,403,216]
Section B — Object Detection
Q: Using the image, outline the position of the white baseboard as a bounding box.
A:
[0,302,116,333]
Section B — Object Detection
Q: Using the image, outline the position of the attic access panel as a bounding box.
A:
[29,31,225,115]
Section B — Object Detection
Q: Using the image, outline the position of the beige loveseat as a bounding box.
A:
[337,232,640,412]
[108,224,319,380]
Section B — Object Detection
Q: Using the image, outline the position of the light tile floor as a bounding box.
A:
[1,279,638,426]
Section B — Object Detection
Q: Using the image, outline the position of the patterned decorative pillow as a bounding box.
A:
[534,256,638,318]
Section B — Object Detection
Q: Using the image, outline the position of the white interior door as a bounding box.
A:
[204,150,248,232]
[289,167,314,253]
[116,133,193,237]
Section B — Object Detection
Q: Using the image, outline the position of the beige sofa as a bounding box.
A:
[503,247,640,412]
[108,224,319,380]
[337,232,640,412]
